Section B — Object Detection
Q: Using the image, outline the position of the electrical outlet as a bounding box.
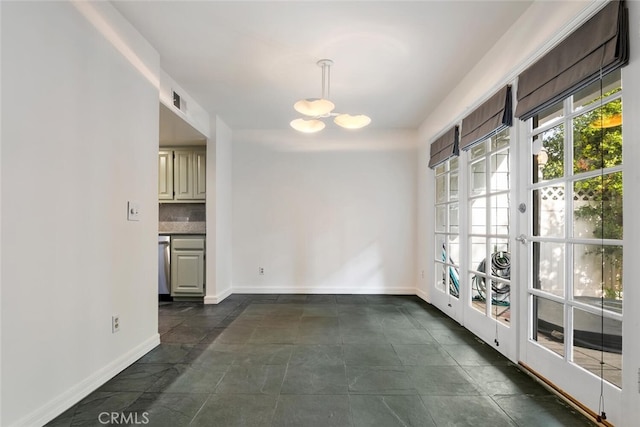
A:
[258,267,264,275]
[112,315,120,333]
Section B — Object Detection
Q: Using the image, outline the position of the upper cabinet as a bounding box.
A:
[193,150,207,199]
[159,148,206,202]
[158,150,174,200]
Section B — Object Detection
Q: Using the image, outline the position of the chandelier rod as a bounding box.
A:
[319,59,333,100]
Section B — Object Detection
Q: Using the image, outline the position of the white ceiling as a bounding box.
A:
[112,1,533,131]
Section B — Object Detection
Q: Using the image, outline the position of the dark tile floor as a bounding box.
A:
[48,294,594,426]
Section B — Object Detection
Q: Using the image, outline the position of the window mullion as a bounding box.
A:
[459,148,469,313]
[564,95,574,363]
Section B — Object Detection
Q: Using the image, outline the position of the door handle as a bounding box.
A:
[516,234,527,244]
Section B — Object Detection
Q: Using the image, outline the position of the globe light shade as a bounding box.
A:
[290,118,325,133]
[294,98,335,117]
[333,113,371,129]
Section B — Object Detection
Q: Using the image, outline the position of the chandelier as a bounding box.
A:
[290,59,371,133]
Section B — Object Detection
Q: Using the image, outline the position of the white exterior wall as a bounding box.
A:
[0,2,160,425]
[231,129,417,294]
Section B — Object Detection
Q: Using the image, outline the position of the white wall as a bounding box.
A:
[160,70,210,139]
[205,116,233,303]
[232,129,417,294]
[1,2,160,425]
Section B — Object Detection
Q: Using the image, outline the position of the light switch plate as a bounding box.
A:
[127,201,140,221]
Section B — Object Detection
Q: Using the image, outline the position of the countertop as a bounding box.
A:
[159,221,206,235]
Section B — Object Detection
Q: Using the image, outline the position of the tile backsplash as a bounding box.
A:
[159,203,205,222]
[159,203,206,233]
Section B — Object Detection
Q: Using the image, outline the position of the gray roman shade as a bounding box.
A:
[460,85,512,150]
[429,126,459,169]
[515,0,629,120]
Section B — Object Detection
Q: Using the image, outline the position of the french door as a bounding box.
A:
[517,71,623,423]
[463,128,517,360]
[434,128,518,360]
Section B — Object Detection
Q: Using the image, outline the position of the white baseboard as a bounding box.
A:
[416,287,430,303]
[204,287,232,304]
[231,285,417,295]
[21,334,160,427]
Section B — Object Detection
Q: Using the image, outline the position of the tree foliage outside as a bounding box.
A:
[536,91,623,300]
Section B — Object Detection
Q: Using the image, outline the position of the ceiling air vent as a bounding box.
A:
[172,90,187,113]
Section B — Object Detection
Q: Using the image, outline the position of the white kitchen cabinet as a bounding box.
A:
[174,150,194,200]
[158,147,206,202]
[158,150,174,200]
[171,236,205,296]
[193,150,207,199]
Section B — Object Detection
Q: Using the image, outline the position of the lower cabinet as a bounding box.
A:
[171,236,205,296]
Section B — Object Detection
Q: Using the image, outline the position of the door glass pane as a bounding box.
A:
[435,163,446,175]
[535,103,563,128]
[470,141,486,160]
[490,194,510,235]
[435,206,446,232]
[573,172,623,240]
[572,307,622,387]
[534,124,565,182]
[489,238,510,260]
[492,278,511,327]
[470,237,486,274]
[489,240,511,324]
[448,236,460,267]
[448,264,460,298]
[573,69,621,111]
[470,237,487,270]
[533,186,565,237]
[470,236,487,313]
[573,244,623,311]
[573,99,622,174]
[438,239,460,299]
[470,160,486,195]
[491,129,510,150]
[490,150,510,191]
[471,271,487,315]
[533,242,565,297]
[470,197,486,234]
[449,203,459,234]
[436,236,446,263]
[450,172,459,201]
[436,175,446,203]
[533,296,565,357]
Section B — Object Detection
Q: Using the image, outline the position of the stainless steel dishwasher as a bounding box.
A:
[158,235,171,297]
